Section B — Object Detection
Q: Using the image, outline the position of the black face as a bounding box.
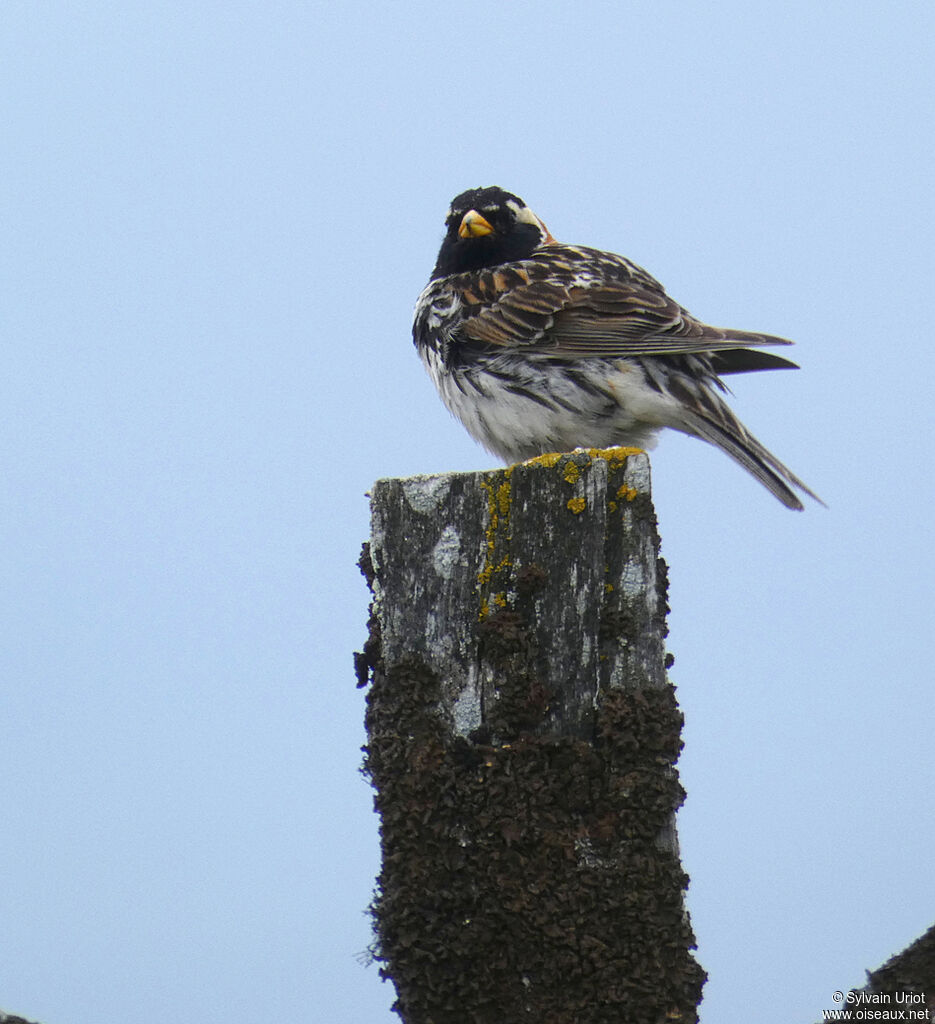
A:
[431,186,545,278]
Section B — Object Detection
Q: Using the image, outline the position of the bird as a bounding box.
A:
[412,186,822,510]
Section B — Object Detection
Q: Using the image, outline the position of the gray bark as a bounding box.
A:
[369,449,667,741]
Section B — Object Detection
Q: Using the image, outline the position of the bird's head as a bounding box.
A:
[431,186,554,278]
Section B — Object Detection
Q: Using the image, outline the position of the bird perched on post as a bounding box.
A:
[413,186,821,510]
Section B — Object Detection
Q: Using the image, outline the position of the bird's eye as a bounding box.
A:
[484,208,509,230]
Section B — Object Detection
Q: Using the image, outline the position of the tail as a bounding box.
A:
[680,407,824,511]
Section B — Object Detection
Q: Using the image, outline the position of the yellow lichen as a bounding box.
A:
[497,480,512,518]
[477,479,498,586]
[587,445,644,460]
[521,451,564,469]
[616,484,639,502]
[567,497,586,514]
[583,446,644,473]
[477,469,513,618]
[563,461,580,484]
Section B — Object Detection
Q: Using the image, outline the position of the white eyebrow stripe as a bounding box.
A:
[507,199,550,240]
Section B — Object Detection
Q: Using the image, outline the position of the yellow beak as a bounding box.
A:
[458,210,494,239]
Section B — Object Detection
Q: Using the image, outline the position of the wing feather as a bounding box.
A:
[455,244,796,365]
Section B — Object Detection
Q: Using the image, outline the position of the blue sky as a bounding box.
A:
[1,3,933,1022]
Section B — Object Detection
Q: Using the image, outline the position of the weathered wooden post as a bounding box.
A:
[357,448,705,1024]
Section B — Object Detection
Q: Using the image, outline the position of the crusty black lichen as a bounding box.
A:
[842,924,935,1017]
[355,543,382,689]
[476,606,553,739]
[359,576,704,1024]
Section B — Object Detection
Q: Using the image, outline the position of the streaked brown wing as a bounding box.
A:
[459,281,568,346]
[457,244,796,363]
